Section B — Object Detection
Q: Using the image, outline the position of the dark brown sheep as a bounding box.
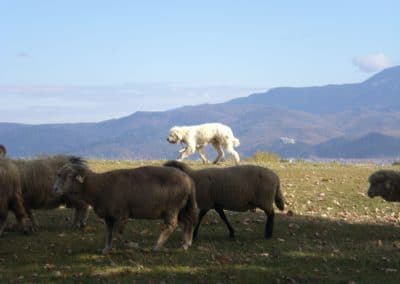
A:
[164,160,285,240]
[0,158,32,236]
[368,170,400,202]
[53,157,198,254]
[13,156,89,230]
[0,145,6,157]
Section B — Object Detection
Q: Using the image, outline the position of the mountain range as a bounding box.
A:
[1,65,400,160]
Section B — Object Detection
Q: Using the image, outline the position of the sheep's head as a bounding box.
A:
[53,157,87,195]
[167,127,183,144]
[367,170,399,202]
[0,144,6,157]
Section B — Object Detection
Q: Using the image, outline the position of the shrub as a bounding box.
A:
[252,151,281,164]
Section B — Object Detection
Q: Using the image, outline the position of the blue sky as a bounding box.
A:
[0,1,399,123]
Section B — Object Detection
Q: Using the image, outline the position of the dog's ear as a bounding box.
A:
[175,130,183,140]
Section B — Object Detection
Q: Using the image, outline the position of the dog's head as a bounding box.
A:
[167,126,184,144]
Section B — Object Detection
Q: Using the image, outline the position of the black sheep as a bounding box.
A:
[164,160,285,240]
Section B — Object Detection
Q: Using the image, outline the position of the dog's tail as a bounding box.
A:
[233,137,240,147]
[275,182,285,211]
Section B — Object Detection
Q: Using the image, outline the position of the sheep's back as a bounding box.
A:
[89,166,193,219]
[195,165,279,211]
[15,156,70,208]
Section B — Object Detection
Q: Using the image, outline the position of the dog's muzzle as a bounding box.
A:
[167,137,177,144]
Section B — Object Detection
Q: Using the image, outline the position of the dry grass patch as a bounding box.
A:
[0,159,399,283]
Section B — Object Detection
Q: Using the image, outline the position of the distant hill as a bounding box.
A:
[228,66,400,114]
[1,66,400,159]
[315,133,400,158]
[268,133,400,159]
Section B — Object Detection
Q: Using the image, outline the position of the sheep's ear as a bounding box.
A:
[384,180,391,189]
[76,175,85,183]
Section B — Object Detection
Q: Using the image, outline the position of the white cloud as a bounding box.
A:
[16,52,31,58]
[352,53,392,73]
[0,83,264,124]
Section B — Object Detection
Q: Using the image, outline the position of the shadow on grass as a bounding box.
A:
[1,209,399,283]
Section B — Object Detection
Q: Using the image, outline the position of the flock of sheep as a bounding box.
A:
[0,142,399,255]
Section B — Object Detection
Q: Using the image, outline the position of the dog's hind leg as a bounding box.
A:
[225,143,240,165]
[197,146,209,164]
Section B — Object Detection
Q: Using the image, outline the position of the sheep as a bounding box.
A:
[163,160,285,240]
[368,170,400,202]
[13,156,89,230]
[0,158,32,236]
[0,144,6,157]
[53,157,198,254]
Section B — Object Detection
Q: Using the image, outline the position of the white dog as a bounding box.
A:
[167,122,240,165]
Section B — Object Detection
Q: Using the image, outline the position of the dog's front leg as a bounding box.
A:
[177,143,195,161]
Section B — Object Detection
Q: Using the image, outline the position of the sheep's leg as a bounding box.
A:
[102,216,126,254]
[113,217,129,245]
[264,209,275,239]
[153,213,178,251]
[0,210,8,237]
[193,209,209,240]
[215,208,235,239]
[102,216,115,254]
[177,144,195,161]
[10,194,32,234]
[181,216,194,250]
[71,209,82,229]
[72,204,89,229]
[116,217,128,235]
[26,209,39,231]
[197,146,209,164]
[225,144,240,165]
[81,205,90,226]
[211,142,224,164]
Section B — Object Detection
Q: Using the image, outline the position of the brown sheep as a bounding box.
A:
[53,157,198,254]
[0,145,6,157]
[0,158,32,236]
[163,160,285,240]
[368,170,400,202]
[13,156,89,230]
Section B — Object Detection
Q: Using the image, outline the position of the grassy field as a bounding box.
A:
[1,158,399,283]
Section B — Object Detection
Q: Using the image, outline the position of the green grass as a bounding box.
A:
[1,159,400,283]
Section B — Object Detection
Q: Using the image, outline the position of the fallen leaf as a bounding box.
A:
[126,241,140,249]
[43,263,56,270]
[392,241,400,249]
[53,271,62,277]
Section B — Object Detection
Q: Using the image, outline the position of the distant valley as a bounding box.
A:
[1,66,400,160]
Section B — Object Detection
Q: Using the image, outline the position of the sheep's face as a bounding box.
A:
[368,181,387,198]
[0,144,5,157]
[53,165,85,195]
[167,127,182,144]
[367,172,396,201]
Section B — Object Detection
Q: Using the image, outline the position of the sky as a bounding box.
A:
[0,0,399,124]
